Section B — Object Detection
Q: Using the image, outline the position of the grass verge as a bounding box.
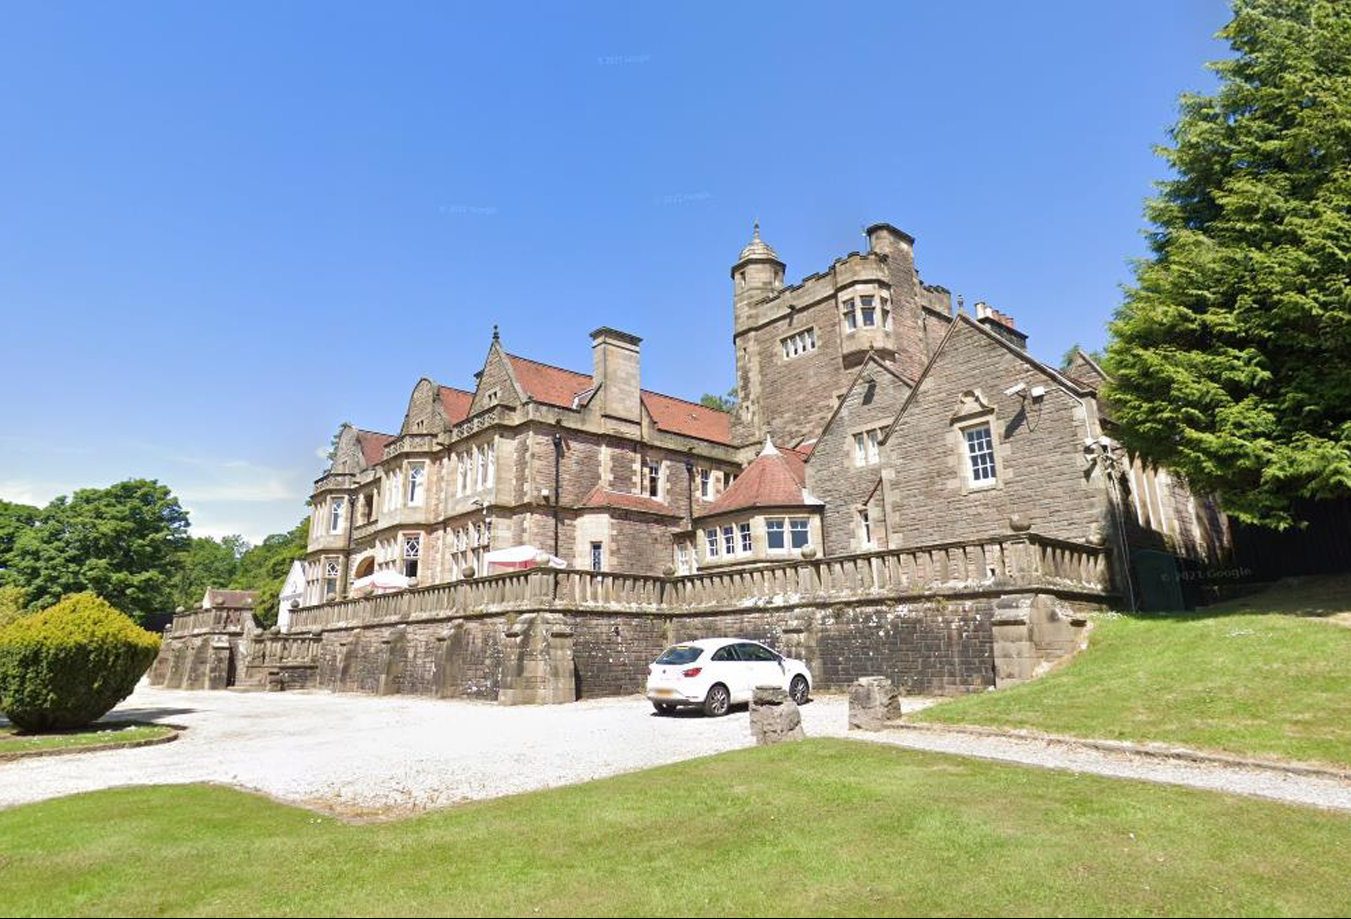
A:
[917,576,1351,766]
[1,739,1350,916]
[0,721,176,759]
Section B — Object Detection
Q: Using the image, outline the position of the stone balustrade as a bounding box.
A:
[167,608,256,636]
[285,533,1112,631]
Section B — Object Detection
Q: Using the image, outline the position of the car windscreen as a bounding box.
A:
[655,645,704,665]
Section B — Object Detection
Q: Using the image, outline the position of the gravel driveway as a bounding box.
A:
[5,684,1350,817]
[0,683,856,816]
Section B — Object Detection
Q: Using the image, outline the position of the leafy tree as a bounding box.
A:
[10,480,190,622]
[1061,343,1105,371]
[0,500,38,585]
[1105,0,1351,527]
[699,387,739,412]
[232,518,309,628]
[172,535,250,611]
[0,585,30,629]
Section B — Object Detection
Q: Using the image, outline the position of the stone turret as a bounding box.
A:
[731,222,784,334]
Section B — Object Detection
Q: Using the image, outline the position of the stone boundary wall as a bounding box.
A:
[150,534,1109,702]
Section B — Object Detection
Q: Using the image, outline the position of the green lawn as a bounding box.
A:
[918,576,1351,766]
[0,722,175,758]
[2,739,1351,917]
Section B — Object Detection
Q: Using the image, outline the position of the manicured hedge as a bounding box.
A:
[0,593,160,732]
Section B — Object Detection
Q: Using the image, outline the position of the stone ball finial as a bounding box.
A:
[1086,522,1106,546]
[662,565,676,577]
[461,565,477,580]
[1008,513,1032,533]
[800,546,818,560]
[535,551,552,566]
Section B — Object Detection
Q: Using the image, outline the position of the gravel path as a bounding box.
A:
[4,684,1350,817]
[859,726,1351,813]
[0,683,863,816]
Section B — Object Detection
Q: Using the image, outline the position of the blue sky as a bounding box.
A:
[0,1,1231,543]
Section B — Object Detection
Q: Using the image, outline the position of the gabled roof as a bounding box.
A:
[438,386,474,424]
[578,486,681,518]
[505,353,593,408]
[700,439,821,517]
[809,350,914,461]
[503,352,732,445]
[880,313,1095,445]
[355,429,396,467]
[641,392,732,445]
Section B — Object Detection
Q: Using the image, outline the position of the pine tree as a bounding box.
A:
[1106,0,1351,527]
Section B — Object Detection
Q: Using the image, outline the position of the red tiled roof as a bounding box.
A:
[789,439,816,460]
[438,386,474,424]
[506,354,594,408]
[578,485,681,518]
[641,392,732,445]
[505,353,732,445]
[701,442,816,516]
[356,430,395,466]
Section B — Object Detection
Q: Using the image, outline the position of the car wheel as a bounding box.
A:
[789,675,809,705]
[652,702,677,715]
[702,683,731,717]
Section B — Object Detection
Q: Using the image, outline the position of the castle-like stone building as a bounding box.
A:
[154,221,1232,703]
[304,221,1226,610]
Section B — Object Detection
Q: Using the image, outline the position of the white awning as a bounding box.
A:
[483,545,567,569]
[351,569,412,592]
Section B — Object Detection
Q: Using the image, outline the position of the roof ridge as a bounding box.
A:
[504,351,593,380]
[641,390,731,415]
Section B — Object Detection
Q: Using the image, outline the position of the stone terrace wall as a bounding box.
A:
[149,533,1109,701]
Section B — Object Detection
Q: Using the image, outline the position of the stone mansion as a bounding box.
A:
[303,222,1229,612]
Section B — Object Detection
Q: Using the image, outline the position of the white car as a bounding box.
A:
[645,637,812,716]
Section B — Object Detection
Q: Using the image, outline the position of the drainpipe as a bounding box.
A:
[552,431,563,558]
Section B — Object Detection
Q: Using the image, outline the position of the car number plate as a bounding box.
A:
[653,689,676,698]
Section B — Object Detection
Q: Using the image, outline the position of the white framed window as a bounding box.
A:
[407,462,426,506]
[780,328,817,360]
[329,497,346,533]
[964,423,998,486]
[322,557,340,599]
[842,299,857,332]
[766,518,785,552]
[858,508,874,548]
[722,525,735,556]
[700,468,711,500]
[853,428,882,466]
[676,542,691,575]
[789,518,810,549]
[646,461,661,499]
[705,527,720,558]
[590,541,603,572]
[402,533,421,578]
[738,522,752,554]
[860,295,877,327]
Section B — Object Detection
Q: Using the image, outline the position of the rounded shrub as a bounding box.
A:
[0,592,160,732]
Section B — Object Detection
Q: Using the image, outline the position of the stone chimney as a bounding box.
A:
[975,302,1028,350]
[590,327,642,423]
